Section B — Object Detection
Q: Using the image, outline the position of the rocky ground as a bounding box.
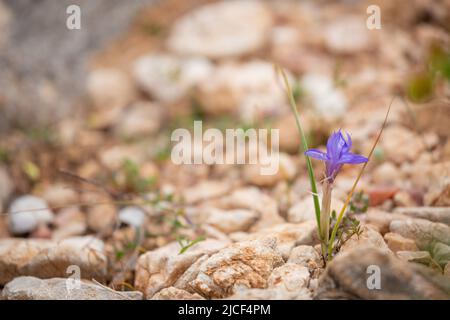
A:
[0,0,450,300]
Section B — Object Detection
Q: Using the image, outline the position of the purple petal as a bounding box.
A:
[326,131,342,160]
[342,132,352,154]
[337,153,368,164]
[304,149,328,161]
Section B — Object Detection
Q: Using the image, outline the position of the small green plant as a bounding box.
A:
[348,191,369,215]
[177,235,206,254]
[277,66,391,263]
[118,159,156,194]
[407,43,450,102]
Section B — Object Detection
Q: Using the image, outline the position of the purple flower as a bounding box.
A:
[305,130,368,182]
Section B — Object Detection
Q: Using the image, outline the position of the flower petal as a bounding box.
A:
[342,132,352,154]
[304,149,328,161]
[326,131,342,160]
[337,153,368,164]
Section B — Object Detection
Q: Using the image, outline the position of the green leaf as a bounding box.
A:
[178,235,206,254]
[276,66,321,236]
[430,242,450,269]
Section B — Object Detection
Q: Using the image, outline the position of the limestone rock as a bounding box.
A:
[340,225,390,254]
[288,196,343,223]
[393,207,450,225]
[205,208,259,234]
[134,239,227,298]
[182,181,231,205]
[323,16,373,54]
[316,246,450,299]
[384,232,418,253]
[242,221,318,260]
[0,236,107,285]
[190,238,284,298]
[288,245,323,273]
[217,187,284,231]
[380,126,425,164]
[113,102,163,138]
[1,276,142,300]
[167,1,273,58]
[389,218,450,249]
[268,263,310,292]
[8,195,54,235]
[133,54,213,103]
[151,287,204,300]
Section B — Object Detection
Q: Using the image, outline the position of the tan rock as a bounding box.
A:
[393,207,450,225]
[114,102,163,139]
[195,60,289,119]
[323,16,373,54]
[340,225,390,254]
[365,209,408,234]
[396,250,434,265]
[205,208,259,234]
[227,286,312,300]
[167,1,273,58]
[268,263,310,292]
[133,54,213,103]
[0,166,14,212]
[288,245,322,272]
[243,221,317,259]
[0,236,107,285]
[1,276,142,300]
[87,204,117,234]
[40,184,78,208]
[316,246,450,300]
[288,196,343,223]
[389,218,450,249]
[86,68,135,109]
[243,153,297,187]
[134,239,227,298]
[190,238,284,298]
[99,145,144,171]
[217,187,284,231]
[372,162,400,186]
[380,126,425,164]
[384,232,418,252]
[150,287,204,300]
[182,181,230,205]
[393,191,417,207]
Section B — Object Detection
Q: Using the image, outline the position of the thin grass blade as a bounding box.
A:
[327,96,395,260]
[276,65,321,234]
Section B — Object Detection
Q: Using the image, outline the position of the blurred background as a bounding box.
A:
[0,0,449,265]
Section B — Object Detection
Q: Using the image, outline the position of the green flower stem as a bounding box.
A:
[327,97,394,262]
[320,181,332,249]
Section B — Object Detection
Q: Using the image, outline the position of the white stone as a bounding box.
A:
[1,276,142,300]
[301,73,347,117]
[118,206,146,228]
[114,102,162,138]
[86,68,135,109]
[167,0,273,58]
[197,60,290,121]
[205,208,259,234]
[133,54,213,103]
[324,16,372,54]
[8,195,54,235]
